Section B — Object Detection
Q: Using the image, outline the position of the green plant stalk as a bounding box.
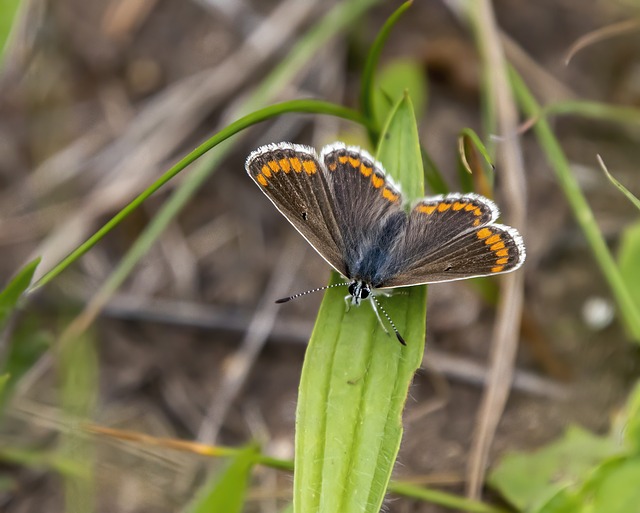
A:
[359,0,414,142]
[511,68,640,340]
[388,482,510,513]
[31,101,367,293]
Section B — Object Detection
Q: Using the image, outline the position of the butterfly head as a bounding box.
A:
[347,280,371,306]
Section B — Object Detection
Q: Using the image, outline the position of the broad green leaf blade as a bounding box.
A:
[294,92,426,513]
[580,456,640,513]
[183,445,257,513]
[488,426,620,511]
[0,258,40,330]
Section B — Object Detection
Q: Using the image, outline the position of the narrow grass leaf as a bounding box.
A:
[597,155,640,211]
[618,221,640,317]
[457,128,494,196]
[510,67,640,341]
[294,92,426,513]
[59,330,98,513]
[0,258,40,330]
[360,0,414,140]
[183,445,258,513]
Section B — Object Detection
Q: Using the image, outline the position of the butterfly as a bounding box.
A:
[246,142,525,344]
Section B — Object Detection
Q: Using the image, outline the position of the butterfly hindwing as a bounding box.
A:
[381,194,525,287]
[245,143,348,275]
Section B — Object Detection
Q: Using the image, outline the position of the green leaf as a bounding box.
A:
[372,59,427,131]
[294,92,426,513]
[488,426,621,511]
[0,258,39,330]
[580,456,640,513]
[183,445,257,513]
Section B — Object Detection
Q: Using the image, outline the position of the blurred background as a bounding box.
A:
[1,0,640,511]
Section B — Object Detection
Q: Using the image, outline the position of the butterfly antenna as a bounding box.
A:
[371,296,406,346]
[275,282,348,303]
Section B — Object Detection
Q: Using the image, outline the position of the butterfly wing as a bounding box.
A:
[246,143,348,275]
[320,143,406,280]
[379,193,525,287]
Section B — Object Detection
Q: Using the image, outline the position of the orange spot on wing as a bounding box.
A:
[328,162,337,171]
[360,165,373,177]
[257,174,268,186]
[339,156,349,164]
[348,157,361,168]
[290,158,303,173]
[303,160,317,174]
[491,265,505,273]
[261,165,272,178]
[496,249,509,257]
[496,257,509,265]
[473,219,480,226]
[490,241,505,251]
[382,188,399,202]
[268,160,280,172]
[485,234,501,245]
[453,202,466,210]
[371,175,384,188]
[473,207,483,216]
[465,204,477,211]
[477,228,492,239]
[438,202,451,212]
[279,159,291,172]
[417,205,437,214]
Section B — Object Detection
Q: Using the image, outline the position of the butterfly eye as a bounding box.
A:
[360,286,370,299]
[348,282,356,296]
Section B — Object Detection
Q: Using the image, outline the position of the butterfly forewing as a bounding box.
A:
[320,143,406,279]
[246,143,348,276]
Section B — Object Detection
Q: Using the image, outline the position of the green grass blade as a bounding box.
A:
[59,331,98,513]
[183,445,258,513]
[510,67,640,341]
[597,155,640,211]
[0,258,40,329]
[543,100,640,126]
[31,100,366,292]
[457,128,494,195]
[294,92,426,513]
[360,0,414,140]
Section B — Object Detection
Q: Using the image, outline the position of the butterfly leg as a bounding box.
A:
[368,298,391,337]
